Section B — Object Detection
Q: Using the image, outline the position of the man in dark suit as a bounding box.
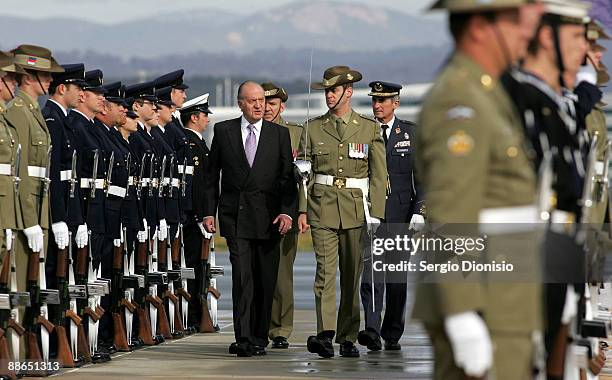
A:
[358,81,425,352]
[203,81,296,357]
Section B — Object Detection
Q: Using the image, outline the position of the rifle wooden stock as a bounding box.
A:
[171,238,180,265]
[208,287,221,300]
[7,319,25,336]
[146,295,163,309]
[76,247,88,277]
[54,325,74,368]
[157,303,172,340]
[136,242,148,269]
[36,315,55,333]
[0,329,17,379]
[113,245,124,271]
[25,331,43,364]
[0,250,10,286]
[547,324,569,378]
[121,298,136,314]
[200,297,215,333]
[95,305,105,317]
[64,309,82,325]
[157,240,167,268]
[170,299,185,336]
[76,324,91,363]
[200,238,211,261]
[27,252,39,283]
[56,248,68,279]
[112,312,130,352]
[137,307,154,346]
[164,290,179,304]
[83,307,100,323]
[176,288,191,302]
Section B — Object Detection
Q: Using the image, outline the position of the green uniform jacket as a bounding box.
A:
[4,90,50,230]
[412,53,541,333]
[298,109,387,229]
[278,116,303,152]
[586,104,609,225]
[0,101,22,230]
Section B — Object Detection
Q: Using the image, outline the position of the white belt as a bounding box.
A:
[595,161,605,176]
[178,166,194,175]
[151,178,159,188]
[162,178,171,186]
[80,178,105,189]
[0,164,10,176]
[478,205,541,234]
[60,170,72,181]
[107,185,127,198]
[314,174,372,223]
[27,166,46,178]
[140,178,150,187]
[171,178,180,188]
[128,176,136,186]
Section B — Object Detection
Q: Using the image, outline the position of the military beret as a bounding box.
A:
[51,63,86,89]
[312,66,362,90]
[368,81,402,97]
[83,70,107,94]
[11,44,64,73]
[125,81,157,103]
[261,82,289,102]
[180,93,212,115]
[155,86,175,107]
[154,69,188,90]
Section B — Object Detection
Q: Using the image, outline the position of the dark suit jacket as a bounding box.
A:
[184,128,209,224]
[43,100,84,227]
[203,117,296,239]
[384,117,424,223]
[150,126,180,224]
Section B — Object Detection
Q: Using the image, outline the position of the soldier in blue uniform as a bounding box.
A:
[68,67,111,363]
[44,63,87,290]
[358,81,424,352]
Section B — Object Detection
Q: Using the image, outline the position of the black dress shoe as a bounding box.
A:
[252,345,266,356]
[154,335,165,344]
[357,329,382,351]
[271,336,289,349]
[99,343,117,354]
[91,351,112,363]
[229,342,237,354]
[235,342,252,357]
[171,331,184,339]
[307,335,334,358]
[339,341,360,358]
[384,341,401,351]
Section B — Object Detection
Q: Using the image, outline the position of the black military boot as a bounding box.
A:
[339,341,360,358]
[357,328,382,351]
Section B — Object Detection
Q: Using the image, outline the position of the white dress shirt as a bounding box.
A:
[240,116,263,151]
[377,115,395,141]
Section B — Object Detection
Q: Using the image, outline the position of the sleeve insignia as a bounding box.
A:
[445,105,475,121]
[447,130,474,156]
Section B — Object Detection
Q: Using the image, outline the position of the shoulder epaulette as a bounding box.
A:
[357,113,377,123]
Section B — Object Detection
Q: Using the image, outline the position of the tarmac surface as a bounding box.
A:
[49,252,434,379]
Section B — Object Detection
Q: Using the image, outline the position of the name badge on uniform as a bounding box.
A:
[348,143,368,159]
[394,140,411,148]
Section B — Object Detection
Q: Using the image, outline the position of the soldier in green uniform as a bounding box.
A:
[262,82,303,349]
[3,45,63,362]
[296,66,387,358]
[0,52,26,264]
[413,1,544,378]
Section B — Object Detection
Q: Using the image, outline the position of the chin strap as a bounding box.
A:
[1,78,13,99]
[34,72,48,96]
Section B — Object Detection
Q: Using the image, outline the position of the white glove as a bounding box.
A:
[561,284,578,324]
[158,219,167,241]
[5,229,12,251]
[409,214,426,232]
[23,225,44,253]
[51,222,69,249]
[369,217,381,234]
[137,219,148,243]
[198,222,213,239]
[577,63,598,85]
[75,224,88,249]
[444,311,493,378]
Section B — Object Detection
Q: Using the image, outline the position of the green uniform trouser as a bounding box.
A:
[425,325,534,380]
[269,231,298,339]
[311,225,363,344]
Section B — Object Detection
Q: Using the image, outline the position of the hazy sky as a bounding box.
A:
[0,0,435,23]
